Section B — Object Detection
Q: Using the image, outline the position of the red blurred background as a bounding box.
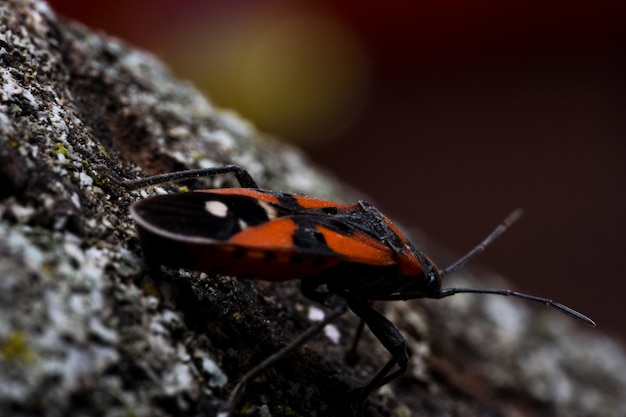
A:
[49,0,625,340]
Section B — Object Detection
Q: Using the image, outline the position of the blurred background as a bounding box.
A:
[49,0,625,340]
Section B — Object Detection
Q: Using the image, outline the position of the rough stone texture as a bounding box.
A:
[1,1,625,416]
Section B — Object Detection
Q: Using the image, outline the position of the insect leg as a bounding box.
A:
[345,319,366,366]
[104,164,259,190]
[343,295,408,415]
[300,275,339,308]
[218,301,347,417]
[301,278,369,370]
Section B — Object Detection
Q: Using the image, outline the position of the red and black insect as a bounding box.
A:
[121,164,595,415]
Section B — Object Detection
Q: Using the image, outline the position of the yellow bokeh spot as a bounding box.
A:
[161,7,370,144]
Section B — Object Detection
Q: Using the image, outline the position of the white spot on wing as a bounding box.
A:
[205,200,229,217]
[258,200,278,219]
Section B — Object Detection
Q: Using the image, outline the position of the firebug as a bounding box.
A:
[114,164,595,416]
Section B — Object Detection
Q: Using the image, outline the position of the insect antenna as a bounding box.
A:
[434,287,596,326]
[441,208,524,278]
[438,208,596,327]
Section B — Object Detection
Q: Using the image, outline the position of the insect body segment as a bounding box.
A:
[125,164,595,416]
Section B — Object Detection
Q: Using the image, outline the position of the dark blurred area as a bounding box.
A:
[49,1,625,340]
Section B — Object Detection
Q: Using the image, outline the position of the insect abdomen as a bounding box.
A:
[135,223,339,281]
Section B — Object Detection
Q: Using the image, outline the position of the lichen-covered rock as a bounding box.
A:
[1,1,625,417]
[0,1,339,416]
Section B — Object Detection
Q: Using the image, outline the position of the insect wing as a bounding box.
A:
[130,190,397,280]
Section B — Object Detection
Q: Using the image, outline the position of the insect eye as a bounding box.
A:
[424,271,441,296]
